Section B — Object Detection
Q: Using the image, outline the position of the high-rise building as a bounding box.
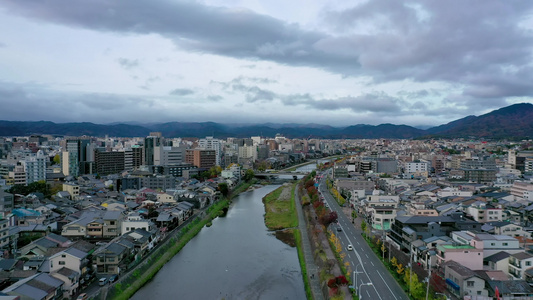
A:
[198,137,222,166]
[185,149,216,169]
[22,151,47,184]
[95,150,125,176]
[61,139,91,177]
[144,134,162,166]
[154,146,186,166]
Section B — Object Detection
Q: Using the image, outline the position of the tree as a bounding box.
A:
[208,166,222,178]
[361,220,367,233]
[391,257,398,268]
[397,263,405,275]
[53,154,61,165]
[218,182,229,197]
[320,211,338,227]
[243,169,255,182]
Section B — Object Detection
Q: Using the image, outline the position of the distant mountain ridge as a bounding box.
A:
[1,103,531,139]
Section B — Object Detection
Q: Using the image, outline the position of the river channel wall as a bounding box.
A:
[98,200,226,300]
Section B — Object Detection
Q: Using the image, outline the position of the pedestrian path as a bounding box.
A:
[295,188,324,300]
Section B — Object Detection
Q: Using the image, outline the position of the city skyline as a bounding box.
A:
[1,1,533,126]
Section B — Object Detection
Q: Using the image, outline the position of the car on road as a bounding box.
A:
[98,277,108,286]
[347,245,353,251]
[109,274,118,283]
[336,227,342,232]
[76,293,88,300]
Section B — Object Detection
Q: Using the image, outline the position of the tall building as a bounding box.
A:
[22,151,47,184]
[154,146,186,166]
[185,149,216,169]
[95,150,125,176]
[61,139,91,177]
[8,163,26,185]
[144,134,162,166]
[0,190,14,218]
[198,137,222,166]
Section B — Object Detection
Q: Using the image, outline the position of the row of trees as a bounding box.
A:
[303,177,338,227]
[8,180,62,199]
[389,256,427,299]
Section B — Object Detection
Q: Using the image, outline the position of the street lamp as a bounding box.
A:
[353,264,363,293]
[358,282,373,300]
[425,251,434,300]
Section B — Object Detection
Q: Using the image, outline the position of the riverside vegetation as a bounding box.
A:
[262,183,313,299]
[105,179,257,300]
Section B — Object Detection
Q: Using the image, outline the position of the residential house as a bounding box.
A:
[2,273,63,300]
[390,216,459,252]
[444,260,489,299]
[156,192,175,204]
[465,201,503,223]
[443,261,488,299]
[484,251,511,275]
[94,243,129,275]
[121,213,154,234]
[436,243,483,270]
[51,267,79,298]
[508,252,533,280]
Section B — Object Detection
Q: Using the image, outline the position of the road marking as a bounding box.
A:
[340,231,383,300]
[376,268,399,300]
[371,261,374,266]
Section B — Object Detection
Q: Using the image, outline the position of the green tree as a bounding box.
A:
[361,220,367,233]
[218,182,229,197]
[53,154,61,165]
[243,169,255,182]
[208,166,222,178]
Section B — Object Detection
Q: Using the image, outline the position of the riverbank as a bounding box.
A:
[106,199,230,300]
[262,183,314,299]
[262,182,297,230]
[105,181,256,300]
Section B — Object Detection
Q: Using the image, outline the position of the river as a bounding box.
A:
[131,185,306,300]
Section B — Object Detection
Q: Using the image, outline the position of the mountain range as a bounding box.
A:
[0,103,532,139]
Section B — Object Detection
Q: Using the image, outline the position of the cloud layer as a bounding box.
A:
[1,0,532,126]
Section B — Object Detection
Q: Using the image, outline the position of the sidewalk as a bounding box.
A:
[295,187,325,300]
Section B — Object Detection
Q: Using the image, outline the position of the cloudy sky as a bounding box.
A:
[1,0,533,127]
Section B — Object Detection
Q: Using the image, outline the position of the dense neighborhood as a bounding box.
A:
[0,131,532,299]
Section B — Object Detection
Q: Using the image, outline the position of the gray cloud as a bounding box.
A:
[207,95,223,102]
[0,82,154,122]
[117,58,139,69]
[169,88,194,96]
[3,0,533,117]
[282,92,405,113]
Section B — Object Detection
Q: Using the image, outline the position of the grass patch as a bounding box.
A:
[263,184,298,230]
[294,229,313,300]
[231,180,255,197]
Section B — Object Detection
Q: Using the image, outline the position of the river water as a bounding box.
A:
[131,185,306,300]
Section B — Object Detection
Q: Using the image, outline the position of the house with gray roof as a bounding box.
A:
[484,251,510,274]
[94,243,129,275]
[443,260,488,299]
[2,273,63,300]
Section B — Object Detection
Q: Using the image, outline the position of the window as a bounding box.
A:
[503,243,508,246]
[527,261,531,266]
[467,281,474,287]
[59,261,65,265]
